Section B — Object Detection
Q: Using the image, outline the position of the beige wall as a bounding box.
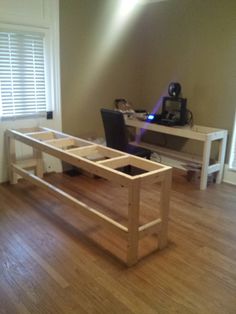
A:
[60,0,142,138]
[60,0,236,158]
[138,0,236,157]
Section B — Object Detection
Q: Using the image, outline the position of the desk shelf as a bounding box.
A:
[130,141,203,165]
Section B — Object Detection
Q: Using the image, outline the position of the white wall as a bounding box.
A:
[0,0,61,182]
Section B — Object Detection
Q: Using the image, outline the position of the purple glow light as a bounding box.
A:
[135,95,164,143]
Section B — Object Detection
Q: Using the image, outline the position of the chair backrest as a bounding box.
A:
[100,108,128,152]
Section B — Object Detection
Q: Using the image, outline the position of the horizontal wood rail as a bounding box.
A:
[139,219,162,239]
[12,164,129,239]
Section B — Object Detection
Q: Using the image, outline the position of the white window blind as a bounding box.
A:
[229,112,236,170]
[0,31,47,118]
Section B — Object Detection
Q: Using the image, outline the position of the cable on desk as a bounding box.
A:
[186,110,194,127]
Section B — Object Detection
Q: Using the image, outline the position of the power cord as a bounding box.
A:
[186,109,194,127]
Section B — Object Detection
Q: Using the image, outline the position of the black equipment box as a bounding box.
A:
[160,96,187,126]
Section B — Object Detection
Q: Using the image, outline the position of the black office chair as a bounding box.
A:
[100,108,151,159]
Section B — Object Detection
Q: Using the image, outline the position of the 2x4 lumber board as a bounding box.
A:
[33,149,44,178]
[138,167,171,185]
[96,145,126,159]
[16,127,45,133]
[208,163,221,174]
[12,164,128,239]
[127,180,140,266]
[97,156,130,169]
[67,145,106,162]
[208,130,228,141]
[15,158,37,169]
[130,141,203,164]
[67,145,99,157]
[138,218,162,239]
[126,119,207,141]
[42,127,92,146]
[27,131,55,141]
[44,138,75,148]
[65,144,94,153]
[6,130,132,187]
[158,169,172,250]
[64,138,96,151]
[216,133,227,184]
[128,155,165,171]
[68,145,125,159]
[200,138,212,190]
[73,138,95,147]
[26,130,53,136]
[192,125,221,133]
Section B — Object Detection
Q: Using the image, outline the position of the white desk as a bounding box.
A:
[126,118,228,190]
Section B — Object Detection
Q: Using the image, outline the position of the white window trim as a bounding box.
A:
[0,23,54,120]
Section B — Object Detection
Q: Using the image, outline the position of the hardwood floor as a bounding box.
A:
[0,170,236,314]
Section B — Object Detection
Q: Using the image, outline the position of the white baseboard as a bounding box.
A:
[223,164,236,185]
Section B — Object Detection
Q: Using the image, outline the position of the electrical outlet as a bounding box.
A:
[46,111,53,119]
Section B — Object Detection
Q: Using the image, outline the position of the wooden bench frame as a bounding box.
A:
[5,127,172,266]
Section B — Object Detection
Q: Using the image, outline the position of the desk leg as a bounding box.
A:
[127,180,140,266]
[216,134,227,184]
[135,127,142,143]
[200,138,211,190]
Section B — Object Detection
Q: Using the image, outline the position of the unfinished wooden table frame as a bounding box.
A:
[6,127,172,266]
[126,119,228,190]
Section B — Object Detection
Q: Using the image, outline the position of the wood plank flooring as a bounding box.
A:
[0,170,236,313]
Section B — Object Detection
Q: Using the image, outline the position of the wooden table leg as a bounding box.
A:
[158,169,172,249]
[33,149,44,178]
[127,180,140,266]
[135,126,142,143]
[200,137,211,190]
[216,133,227,184]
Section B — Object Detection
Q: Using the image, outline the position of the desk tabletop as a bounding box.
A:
[125,118,227,141]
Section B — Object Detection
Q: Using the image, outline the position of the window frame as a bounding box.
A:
[0,23,53,120]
